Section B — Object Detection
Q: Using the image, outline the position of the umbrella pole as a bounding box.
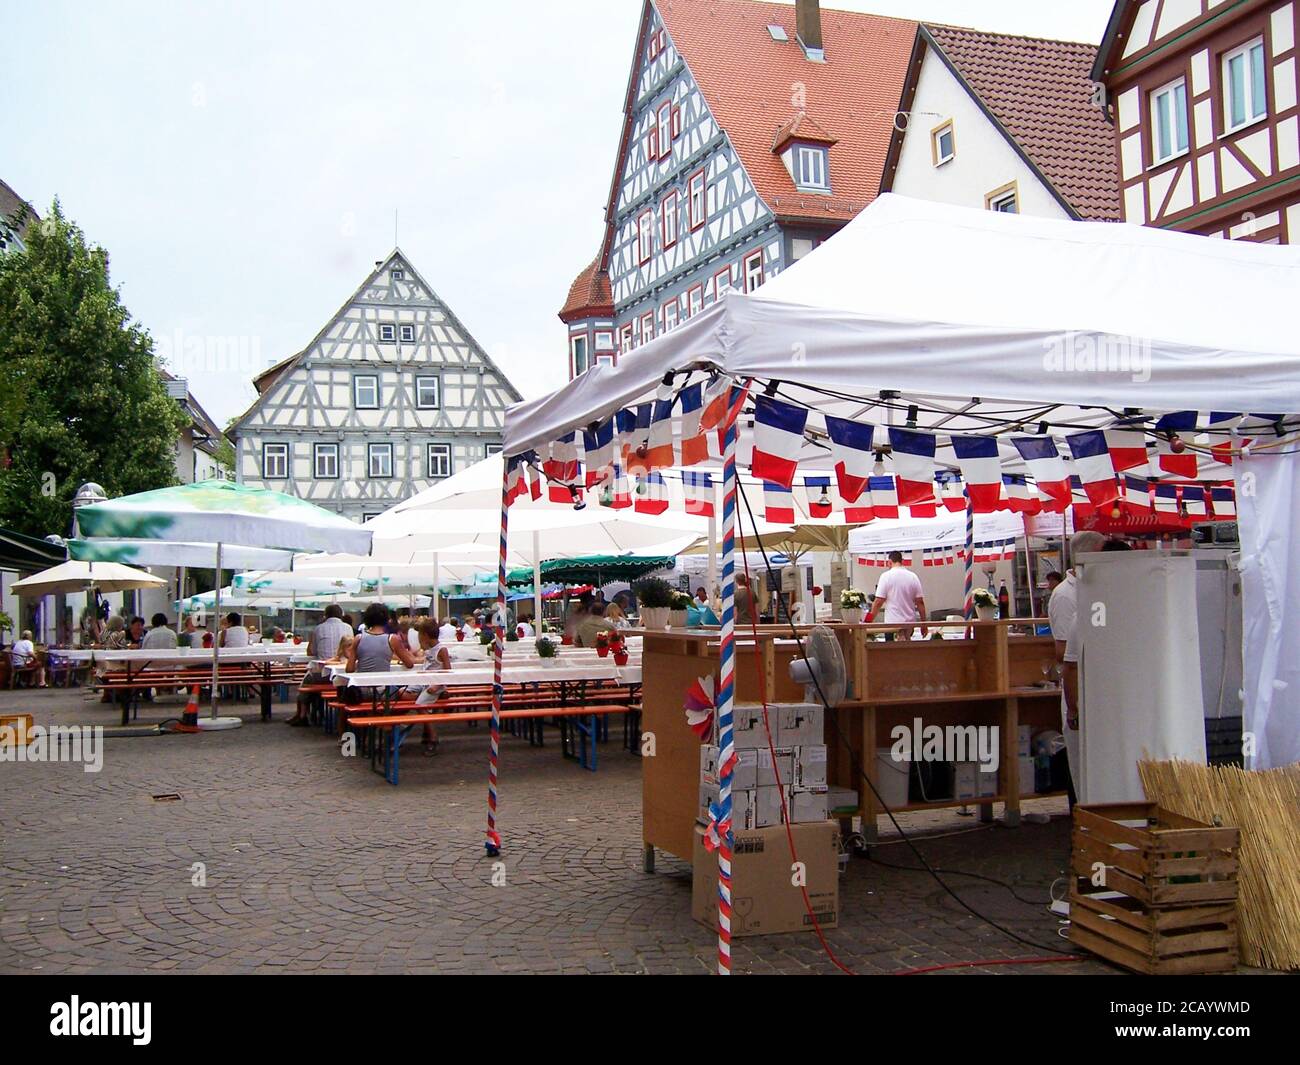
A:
[715,404,741,975]
[176,566,186,635]
[707,511,718,602]
[532,531,541,634]
[485,460,510,857]
[1022,519,1037,620]
[432,554,440,623]
[211,544,222,719]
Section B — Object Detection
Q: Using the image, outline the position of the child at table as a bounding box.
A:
[403,618,452,754]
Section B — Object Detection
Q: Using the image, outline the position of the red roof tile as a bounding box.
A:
[559,258,614,321]
[923,25,1121,222]
[658,0,918,224]
[772,111,839,153]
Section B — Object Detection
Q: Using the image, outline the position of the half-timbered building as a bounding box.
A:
[231,251,520,522]
[1093,0,1300,242]
[559,0,917,380]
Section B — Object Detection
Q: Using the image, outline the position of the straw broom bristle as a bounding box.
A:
[1139,759,1300,970]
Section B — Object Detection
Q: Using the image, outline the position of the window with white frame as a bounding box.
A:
[793,146,829,190]
[640,311,655,344]
[594,330,613,350]
[1223,38,1267,131]
[660,190,678,248]
[688,170,707,230]
[932,121,955,166]
[368,443,393,479]
[485,443,503,457]
[687,284,704,317]
[1151,77,1189,163]
[391,268,405,281]
[399,323,416,343]
[744,251,764,292]
[313,443,339,479]
[262,443,288,479]
[662,298,679,333]
[619,323,633,353]
[986,183,1019,213]
[353,375,379,409]
[570,334,589,376]
[791,237,817,261]
[657,102,672,161]
[427,443,451,479]
[378,323,396,342]
[713,265,733,302]
[637,210,653,263]
[415,375,440,410]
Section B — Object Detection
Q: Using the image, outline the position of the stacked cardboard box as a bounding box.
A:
[698,703,828,828]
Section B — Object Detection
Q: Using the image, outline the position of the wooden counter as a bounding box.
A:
[640,621,1064,866]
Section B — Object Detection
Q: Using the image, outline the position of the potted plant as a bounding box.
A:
[608,630,628,665]
[536,636,558,665]
[668,590,693,629]
[840,588,868,625]
[506,628,519,643]
[633,577,675,630]
[973,588,998,621]
[479,629,495,646]
[594,631,611,659]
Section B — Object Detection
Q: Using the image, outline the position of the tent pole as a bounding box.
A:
[432,554,440,623]
[715,400,741,976]
[176,566,186,635]
[532,531,542,633]
[211,544,222,719]
[962,492,975,630]
[485,459,510,857]
[707,511,718,603]
[1023,518,1037,620]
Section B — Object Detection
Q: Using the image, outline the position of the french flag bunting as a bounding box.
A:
[1001,474,1040,515]
[946,546,958,566]
[869,475,899,519]
[951,435,1003,512]
[908,495,938,519]
[1155,411,1198,433]
[825,416,875,503]
[583,418,616,487]
[683,471,715,517]
[1066,430,1120,508]
[505,455,530,506]
[805,476,833,519]
[635,471,670,515]
[764,481,796,524]
[1122,475,1151,513]
[751,396,807,488]
[1182,484,1207,518]
[1153,483,1180,515]
[677,382,709,467]
[844,499,875,523]
[937,472,967,513]
[698,376,749,433]
[640,382,678,472]
[543,433,579,484]
[1206,413,1242,465]
[1002,540,1017,561]
[888,428,938,508]
[1209,485,1236,520]
[922,548,935,568]
[1106,429,1149,476]
[1011,436,1072,512]
[621,403,654,475]
[604,464,631,509]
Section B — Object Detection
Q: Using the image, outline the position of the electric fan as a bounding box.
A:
[788,624,847,707]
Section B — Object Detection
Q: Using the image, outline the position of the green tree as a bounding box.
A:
[0,201,186,537]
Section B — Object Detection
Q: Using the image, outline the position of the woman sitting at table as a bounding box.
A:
[604,602,630,629]
[220,612,249,648]
[10,630,47,688]
[344,602,417,706]
[402,618,452,755]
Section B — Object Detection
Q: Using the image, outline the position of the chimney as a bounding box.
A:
[796,0,824,57]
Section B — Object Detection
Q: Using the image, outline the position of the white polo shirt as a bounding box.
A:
[1048,573,1079,663]
[874,566,924,624]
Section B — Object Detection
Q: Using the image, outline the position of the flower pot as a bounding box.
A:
[613,651,629,667]
[640,607,671,630]
[561,634,573,646]
[975,604,997,621]
[455,631,465,642]
[840,608,863,625]
[595,644,610,658]
[669,609,688,629]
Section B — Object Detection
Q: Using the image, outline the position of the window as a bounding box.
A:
[791,237,816,262]
[932,120,955,166]
[415,375,440,410]
[639,311,655,344]
[1224,38,1267,131]
[262,443,288,479]
[486,443,503,457]
[687,283,704,317]
[744,251,764,292]
[671,106,682,139]
[637,210,654,264]
[353,375,379,409]
[794,146,829,190]
[399,323,416,343]
[1151,77,1189,163]
[657,102,673,161]
[367,443,393,479]
[986,182,1019,213]
[660,190,678,248]
[687,170,707,230]
[427,443,451,479]
[619,323,633,353]
[313,443,339,479]
[594,330,613,350]
[595,352,616,370]
[378,323,396,342]
[571,334,589,376]
[713,265,733,302]
[662,298,679,334]
[391,268,404,281]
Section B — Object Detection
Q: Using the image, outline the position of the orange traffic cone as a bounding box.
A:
[180,687,200,731]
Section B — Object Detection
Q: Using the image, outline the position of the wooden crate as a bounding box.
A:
[1068,802,1240,974]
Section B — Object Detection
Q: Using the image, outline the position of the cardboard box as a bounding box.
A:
[700,744,720,778]
[1017,754,1036,796]
[776,703,825,747]
[754,784,787,827]
[789,785,829,823]
[794,744,828,787]
[952,761,979,800]
[977,764,999,797]
[692,821,840,936]
[755,746,794,788]
[731,704,769,748]
[699,781,756,830]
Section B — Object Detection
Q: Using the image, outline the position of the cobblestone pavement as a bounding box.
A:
[0,686,1113,975]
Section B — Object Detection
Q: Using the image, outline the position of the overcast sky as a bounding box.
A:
[3,0,1115,426]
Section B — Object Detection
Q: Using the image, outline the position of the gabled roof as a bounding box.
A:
[1091,1,1131,82]
[659,0,917,224]
[559,258,614,322]
[771,111,839,154]
[159,367,226,454]
[883,24,1121,222]
[0,178,39,239]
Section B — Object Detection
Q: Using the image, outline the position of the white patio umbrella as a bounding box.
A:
[75,480,371,729]
[11,560,167,596]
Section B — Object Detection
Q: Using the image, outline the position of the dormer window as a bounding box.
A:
[794,146,829,190]
[773,114,837,194]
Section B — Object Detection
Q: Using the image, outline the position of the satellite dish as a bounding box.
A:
[788,624,847,707]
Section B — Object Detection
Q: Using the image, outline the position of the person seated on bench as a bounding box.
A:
[220,612,250,648]
[575,601,617,648]
[287,604,353,727]
[10,630,47,688]
[344,602,417,705]
[141,613,178,650]
[402,618,452,755]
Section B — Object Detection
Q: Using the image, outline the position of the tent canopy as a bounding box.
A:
[504,554,677,587]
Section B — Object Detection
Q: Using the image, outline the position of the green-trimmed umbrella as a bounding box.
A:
[504,554,677,587]
[69,538,297,570]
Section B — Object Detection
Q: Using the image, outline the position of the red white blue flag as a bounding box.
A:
[583,418,616,488]
[1011,435,1072,512]
[887,427,938,508]
[635,471,670,515]
[1065,430,1120,508]
[677,382,709,467]
[751,396,807,488]
[764,481,796,524]
[869,475,899,519]
[1154,412,1199,478]
[951,435,1003,512]
[804,476,833,519]
[1210,485,1236,520]
[684,471,715,516]
[825,416,875,503]
[1106,428,1149,476]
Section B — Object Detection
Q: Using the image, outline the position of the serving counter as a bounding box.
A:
[640,621,1064,866]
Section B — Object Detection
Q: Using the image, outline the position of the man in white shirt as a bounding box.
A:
[516,616,535,637]
[141,613,178,650]
[287,605,354,726]
[220,612,250,648]
[869,552,928,638]
[1048,530,1106,807]
[439,616,459,644]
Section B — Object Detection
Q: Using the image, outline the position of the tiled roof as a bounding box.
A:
[772,111,839,153]
[0,178,39,238]
[659,0,917,224]
[924,24,1121,222]
[559,257,614,321]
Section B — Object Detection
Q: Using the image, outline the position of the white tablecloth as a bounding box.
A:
[336,661,641,688]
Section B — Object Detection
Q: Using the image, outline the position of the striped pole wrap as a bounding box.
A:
[963,488,976,622]
[715,407,740,975]
[485,458,510,857]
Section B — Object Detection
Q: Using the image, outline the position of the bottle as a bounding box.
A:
[997,581,1010,619]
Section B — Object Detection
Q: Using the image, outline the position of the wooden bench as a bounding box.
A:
[348,704,634,783]
[95,666,303,725]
